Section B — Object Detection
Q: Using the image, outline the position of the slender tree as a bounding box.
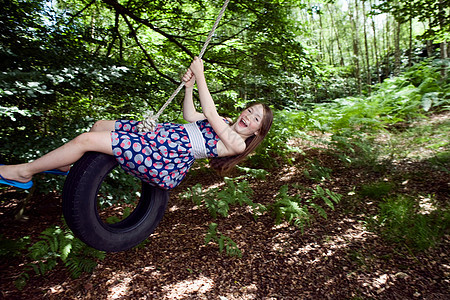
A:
[362,0,372,92]
[350,0,362,93]
[327,3,345,66]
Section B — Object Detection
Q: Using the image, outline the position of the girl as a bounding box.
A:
[0,58,273,190]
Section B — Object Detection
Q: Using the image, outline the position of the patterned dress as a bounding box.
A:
[111,119,222,190]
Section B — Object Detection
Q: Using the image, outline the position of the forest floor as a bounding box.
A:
[0,113,449,299]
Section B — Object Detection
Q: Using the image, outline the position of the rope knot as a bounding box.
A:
[137,111,158,132]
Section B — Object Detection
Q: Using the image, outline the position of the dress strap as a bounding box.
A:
[184,122,208,159]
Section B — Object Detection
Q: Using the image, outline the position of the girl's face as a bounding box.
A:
[235,104,264,137]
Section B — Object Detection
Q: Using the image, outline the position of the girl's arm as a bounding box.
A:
[182,69,205,122]
[189,58,246,156]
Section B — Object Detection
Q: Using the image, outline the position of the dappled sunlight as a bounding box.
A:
[106,267,160,299]
[47,284,65,295]
[353,270,420,296]
[162,275,214,299]
[278,165,298,182]
[293,218,375,266]
[418,195,437,215]
[169,204,180,212]
[218,283,258,300]
[202,181,226,193]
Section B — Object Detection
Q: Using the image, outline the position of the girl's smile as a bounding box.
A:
[234,104,264,137]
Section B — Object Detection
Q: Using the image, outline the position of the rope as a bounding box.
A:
[138,0,231,132]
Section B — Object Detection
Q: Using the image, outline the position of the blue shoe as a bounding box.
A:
[42,169,69,176]
[0,174,33,189]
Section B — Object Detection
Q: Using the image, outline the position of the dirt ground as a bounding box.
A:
[0,123,449,299]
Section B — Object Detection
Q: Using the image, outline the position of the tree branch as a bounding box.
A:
[65,0,97,25]
[101,0,195,57]
[121,14,179,85]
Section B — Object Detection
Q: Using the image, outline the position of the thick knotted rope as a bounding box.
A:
[137,0,231,132]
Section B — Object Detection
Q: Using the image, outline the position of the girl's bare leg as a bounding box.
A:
[54,120,117,172]
[0,131,113,183]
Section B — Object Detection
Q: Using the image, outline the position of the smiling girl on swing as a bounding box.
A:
[0,57,273,190]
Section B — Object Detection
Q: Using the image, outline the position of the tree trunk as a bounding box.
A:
[327,4,345,66]
[318,11,324,62]
[350,0,362,93]
[439,0,448,78]
[394,19,401,76]
[408,12,413,68]
[370,0,381,83]
[363,1,371,93]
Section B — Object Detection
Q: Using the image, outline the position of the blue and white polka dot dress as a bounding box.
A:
[111,119,221,190]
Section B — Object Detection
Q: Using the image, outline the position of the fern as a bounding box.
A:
[271,185,342,233]
[205,223,242,258]
[182,183,204,206]
[184,178,266,220]
[235,166,268,180]
[15,223,105,289]
[310,186,342,211]
[185,179,267,257]
[303,158,332,182]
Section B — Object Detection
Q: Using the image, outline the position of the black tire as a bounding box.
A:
[62,152,169,252]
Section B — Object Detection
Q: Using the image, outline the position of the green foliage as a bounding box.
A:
[307,60,450,134]
[106,207,132,224]
[15,224,105,290]
[204,223,242,258]
[303,158,333,182]
[0,235,30,258]
[369,195,449,252]
[329,129,380,168]
[360,181,395,200]
[270,185,342,232]
[183,178,266,220]
[248,109,309,168]
[271,185,311,232]
[98,167,142,207]
[429,151,450,174]
[235,166,268,180]
[373,1,450,42]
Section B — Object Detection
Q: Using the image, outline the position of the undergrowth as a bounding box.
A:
[367,195,449,252]
[271,185,342,233]
[0,222,106,290]
[183,175,342,256]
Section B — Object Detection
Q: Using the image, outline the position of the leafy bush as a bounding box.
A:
[97,167,142,207]
[247,109,309,168]
[183,178,266,220]
[360,181,395,200]
[270,185,342,232]
[370,195,449,252]
[303,158,333,182]
[307,59,450,134]
[14,224,105,290]
[328,129,380,168]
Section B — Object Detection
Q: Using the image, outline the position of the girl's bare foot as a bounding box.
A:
[0,164,33,183]
[58,166,71,172]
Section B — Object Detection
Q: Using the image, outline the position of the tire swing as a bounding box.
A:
[62,152,169,252]
[62,0,231,252]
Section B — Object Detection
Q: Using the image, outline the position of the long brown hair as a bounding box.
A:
[210,103,273,174]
